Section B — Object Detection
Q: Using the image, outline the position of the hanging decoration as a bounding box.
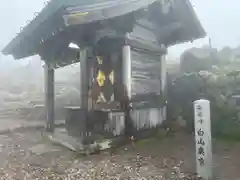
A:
[96,70,106,87]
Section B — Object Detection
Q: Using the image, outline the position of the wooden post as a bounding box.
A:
[122,44,132,99]
[160,46,167,121]
[44,61,55,133]
[80,49,88,111]
[122,40,132,136]
[160,46,167,95]
[79,48,90,144]
[194,99,212,180]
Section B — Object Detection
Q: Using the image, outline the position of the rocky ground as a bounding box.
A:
[0,128,239,180]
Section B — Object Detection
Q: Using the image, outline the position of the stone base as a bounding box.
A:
[46,127,113,155]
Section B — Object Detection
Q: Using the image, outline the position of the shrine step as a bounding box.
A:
[46,127,113,154]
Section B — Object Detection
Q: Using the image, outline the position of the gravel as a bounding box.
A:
[0,129,203,180]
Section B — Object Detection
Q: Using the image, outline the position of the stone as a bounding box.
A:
[29,144,61,156]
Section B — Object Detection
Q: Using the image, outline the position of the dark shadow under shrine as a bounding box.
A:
[2,0,206,151]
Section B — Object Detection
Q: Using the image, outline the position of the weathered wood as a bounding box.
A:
[44,61,55,133]
[2,0,205,60]
[122,40,133,137]
[160,52,167,95]
[131,50,161,96]
[122,43,132,99]
[79,49,89,110]
[79,48,92,144]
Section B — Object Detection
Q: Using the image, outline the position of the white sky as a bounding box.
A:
[169,0,240,59]
[0,0,240,61]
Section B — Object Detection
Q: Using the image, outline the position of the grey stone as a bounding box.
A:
[29,144,61,155]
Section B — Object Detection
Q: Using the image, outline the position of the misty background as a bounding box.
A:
[1,0,240,65]
[0,0,239,116]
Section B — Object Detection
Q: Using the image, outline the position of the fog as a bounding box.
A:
[0,0,239,111]
[169,0,240,59]
[1,0,240,62]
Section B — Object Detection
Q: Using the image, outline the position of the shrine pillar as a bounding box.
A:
[160,45,167,121]
[79,48,91,143]
[122,41,132,99]
[79,49,89,110]
[44,61,55,133]
[160,52,167,95]
[122,37,132,136]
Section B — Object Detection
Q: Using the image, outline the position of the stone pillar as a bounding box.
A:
[194,99,212,180]
[44,61,55,133]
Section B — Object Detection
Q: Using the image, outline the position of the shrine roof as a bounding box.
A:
[2,0,206,60]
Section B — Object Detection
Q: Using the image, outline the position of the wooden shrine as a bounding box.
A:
[2,0,205,150]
